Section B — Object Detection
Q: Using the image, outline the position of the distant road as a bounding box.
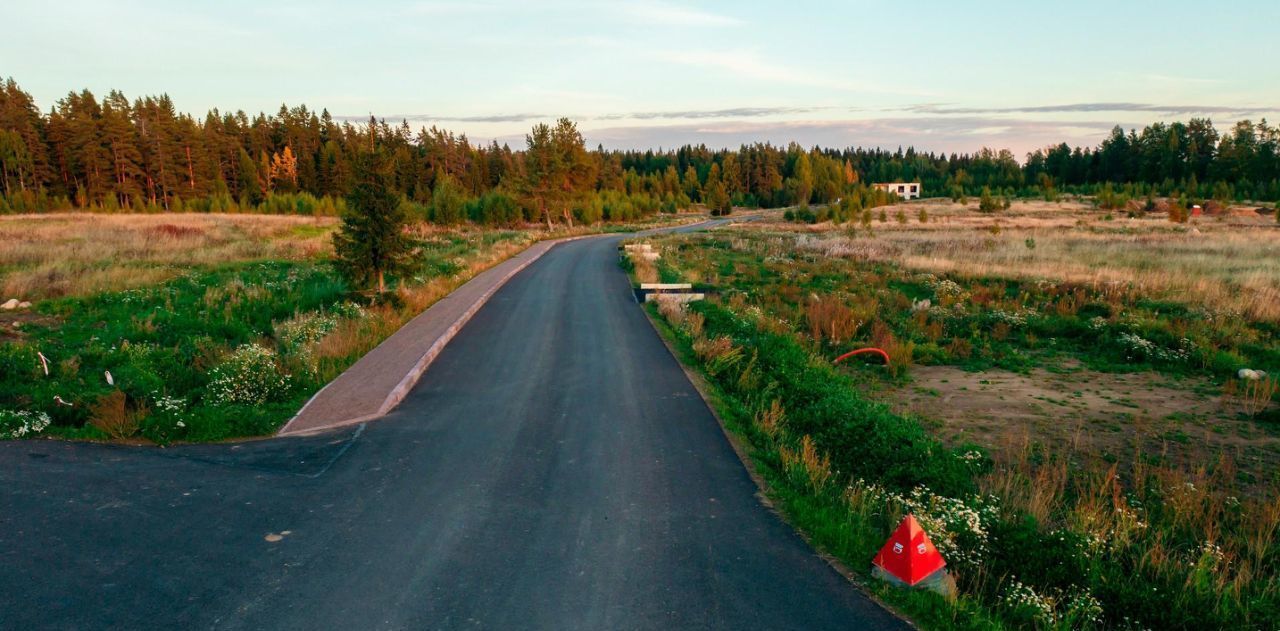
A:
[0,230,907,630]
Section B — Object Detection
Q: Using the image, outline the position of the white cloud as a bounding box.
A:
[652,49,934,97]
[619,1,741,26]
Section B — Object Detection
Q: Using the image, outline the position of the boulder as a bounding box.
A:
[1,298,18,310]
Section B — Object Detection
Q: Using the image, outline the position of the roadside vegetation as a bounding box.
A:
[631,200,1279,629]
[0,206,695,443]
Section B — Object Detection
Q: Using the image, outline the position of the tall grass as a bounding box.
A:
[0,213,335,300]
[645,219,1279,628]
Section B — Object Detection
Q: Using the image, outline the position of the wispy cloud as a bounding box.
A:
[652,49,934,96]
[618,1,741,27]
[903,102,1276,116]
[572,116,1124,155]
[334,113,546,123]
[598,106,842,120]
[404,1,497,15]
[337,105,849,125]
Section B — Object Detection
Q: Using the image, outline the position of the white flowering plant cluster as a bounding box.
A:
[845,479,998,574]
[273,303,367,373]
[0,409,52,439]
[1117,332,1195,364]
[331,301,367,321]
[141,390,189,444]
[205,344,291,406]
[275,312,340,350]
[920,274,968,301]
[985,308,1036,328]
[1001,580,1104,628]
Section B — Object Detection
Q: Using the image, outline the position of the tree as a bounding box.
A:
[333,152,412,293]
[703,163,731,216]
[429,174,466,225]
[518,118,595,228]
[235,147,263,205]
[268,146,299,193]
[978,186,1001,212]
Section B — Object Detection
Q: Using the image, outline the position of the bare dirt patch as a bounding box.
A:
[894,363,1280,494]
[0,310,58,342]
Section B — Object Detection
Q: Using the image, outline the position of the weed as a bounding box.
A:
[88,390,144,439]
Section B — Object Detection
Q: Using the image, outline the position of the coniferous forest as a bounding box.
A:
[1,77,1278,221]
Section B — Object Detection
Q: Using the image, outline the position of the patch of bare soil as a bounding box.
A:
[893,363,1280,494]
[0,310,58,342]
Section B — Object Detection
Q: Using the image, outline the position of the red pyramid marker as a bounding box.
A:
[872,514,946,586]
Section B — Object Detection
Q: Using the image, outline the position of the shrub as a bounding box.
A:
[805,295,859,344]
[88,390,144,439]
[0,409,52,439]
[205,344,291,406]
[979,187,1001,212]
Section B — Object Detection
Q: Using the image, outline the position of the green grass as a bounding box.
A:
[641,229,1280,629]
[0,229,533,443]
[2,261,344,442]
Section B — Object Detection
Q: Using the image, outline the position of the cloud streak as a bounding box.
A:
[904,102,1278,116]
[617,2,741,27]
[568,117,1127,155]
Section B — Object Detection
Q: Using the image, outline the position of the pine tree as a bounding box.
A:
[519,118,594,228]
[333,152,411,293]
[101,91,143,207]
[236,147,263,205]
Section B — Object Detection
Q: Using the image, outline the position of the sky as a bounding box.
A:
[3,0,1278,157]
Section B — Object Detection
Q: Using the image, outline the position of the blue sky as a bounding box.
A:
[3,0,1278,155]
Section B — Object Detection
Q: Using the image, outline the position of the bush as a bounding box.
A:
[0,409,52,439]
[205,344,291,406]
[88,390,143,439]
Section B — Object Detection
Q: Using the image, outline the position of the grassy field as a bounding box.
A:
[0,211,699,443]
[631,199,1279,629]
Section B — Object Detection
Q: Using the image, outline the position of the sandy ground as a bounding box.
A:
[892,362,1280,493]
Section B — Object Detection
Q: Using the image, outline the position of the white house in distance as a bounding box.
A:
[872,182,921,200]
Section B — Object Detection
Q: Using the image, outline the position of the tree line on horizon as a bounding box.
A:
[1,77,1278,221]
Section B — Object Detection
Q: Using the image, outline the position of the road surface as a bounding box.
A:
[0,234,907,630]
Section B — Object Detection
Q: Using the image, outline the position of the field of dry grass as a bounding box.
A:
[761,199,1280,321]
[642,206,1280,627]
[0,213,335,301]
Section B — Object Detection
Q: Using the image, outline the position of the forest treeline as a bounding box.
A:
[1,77,1278,221]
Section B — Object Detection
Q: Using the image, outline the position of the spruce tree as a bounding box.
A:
[333,152,411,293]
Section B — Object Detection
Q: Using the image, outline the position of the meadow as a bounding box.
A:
[0,211,694,443]
[632,199,1279,629]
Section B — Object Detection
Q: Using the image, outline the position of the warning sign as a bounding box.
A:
[872,514,946,586]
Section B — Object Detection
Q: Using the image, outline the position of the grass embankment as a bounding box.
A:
[631,217,1279,629]
[0,211,700,443]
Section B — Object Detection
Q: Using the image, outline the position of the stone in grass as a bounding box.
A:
[872,565,958,600]
[1,299,18,310]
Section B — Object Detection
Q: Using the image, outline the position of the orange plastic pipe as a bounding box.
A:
[832,347,891,365]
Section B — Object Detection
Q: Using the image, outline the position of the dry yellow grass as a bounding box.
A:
[0,213,335,300]
[766,201,1280,321]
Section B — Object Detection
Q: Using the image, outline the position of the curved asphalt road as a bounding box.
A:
[0,235,907,630]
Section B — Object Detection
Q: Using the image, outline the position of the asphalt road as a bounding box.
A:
[0,233,908,630]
